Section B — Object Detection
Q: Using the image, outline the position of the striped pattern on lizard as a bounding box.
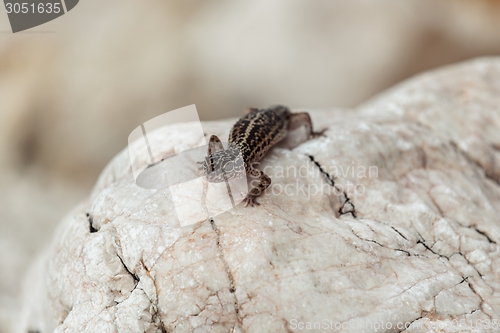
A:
[200,105,325,207]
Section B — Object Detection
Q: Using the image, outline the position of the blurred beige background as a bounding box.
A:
[1,0,500,331]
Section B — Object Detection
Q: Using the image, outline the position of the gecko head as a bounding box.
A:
[200,145,246,183]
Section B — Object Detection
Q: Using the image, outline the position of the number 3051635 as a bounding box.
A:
[5,3,61,14]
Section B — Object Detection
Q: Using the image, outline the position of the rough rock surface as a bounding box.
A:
[17,58,500,333]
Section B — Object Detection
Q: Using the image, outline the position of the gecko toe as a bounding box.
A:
[310,128,327,139]
[243,196,259,207]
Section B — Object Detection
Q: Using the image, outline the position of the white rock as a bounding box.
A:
[17,58,500,333]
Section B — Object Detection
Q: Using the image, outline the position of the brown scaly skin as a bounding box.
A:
[201,105,325,207]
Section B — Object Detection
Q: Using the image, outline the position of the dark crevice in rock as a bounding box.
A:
[417,227,496,278]
[111,229,169,333]
[434,249,486,280]
[112,225,139,288]
[416,240,448,259]
[459,252,483,278]
[467,279,485,313]
[86,213,98,233]
[138,260,166,332]
[141,290,167,333]
[395,249,411,256]
[28,330,40,333]
[419,246,485,282]
[469,309,479,315]
[307,155,335,187]
[209,218,242,322]
[391,226,409,241]
[469,226,496,244]
[351,230,414,256]
[420,238,488,280]
[338,194,357,218]
[155,309,169,333]
[141,259,160,298]
[307,155,357,218]
[116,253,139,286]
[364,238,385,248]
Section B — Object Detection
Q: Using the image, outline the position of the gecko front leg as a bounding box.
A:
[198,135,224,173]
[243,166,271,207]
[287,112,326,138]
[243,107,259,115]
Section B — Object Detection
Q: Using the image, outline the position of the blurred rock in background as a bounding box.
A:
[0,0,500,332]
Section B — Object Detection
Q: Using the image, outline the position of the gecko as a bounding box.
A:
[200,105,325,207]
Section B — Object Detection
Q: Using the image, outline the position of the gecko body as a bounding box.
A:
[201,105,324,206]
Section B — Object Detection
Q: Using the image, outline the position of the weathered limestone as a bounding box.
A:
[17,58,500,333]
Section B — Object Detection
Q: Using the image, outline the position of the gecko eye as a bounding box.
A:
[223,161,234,173]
